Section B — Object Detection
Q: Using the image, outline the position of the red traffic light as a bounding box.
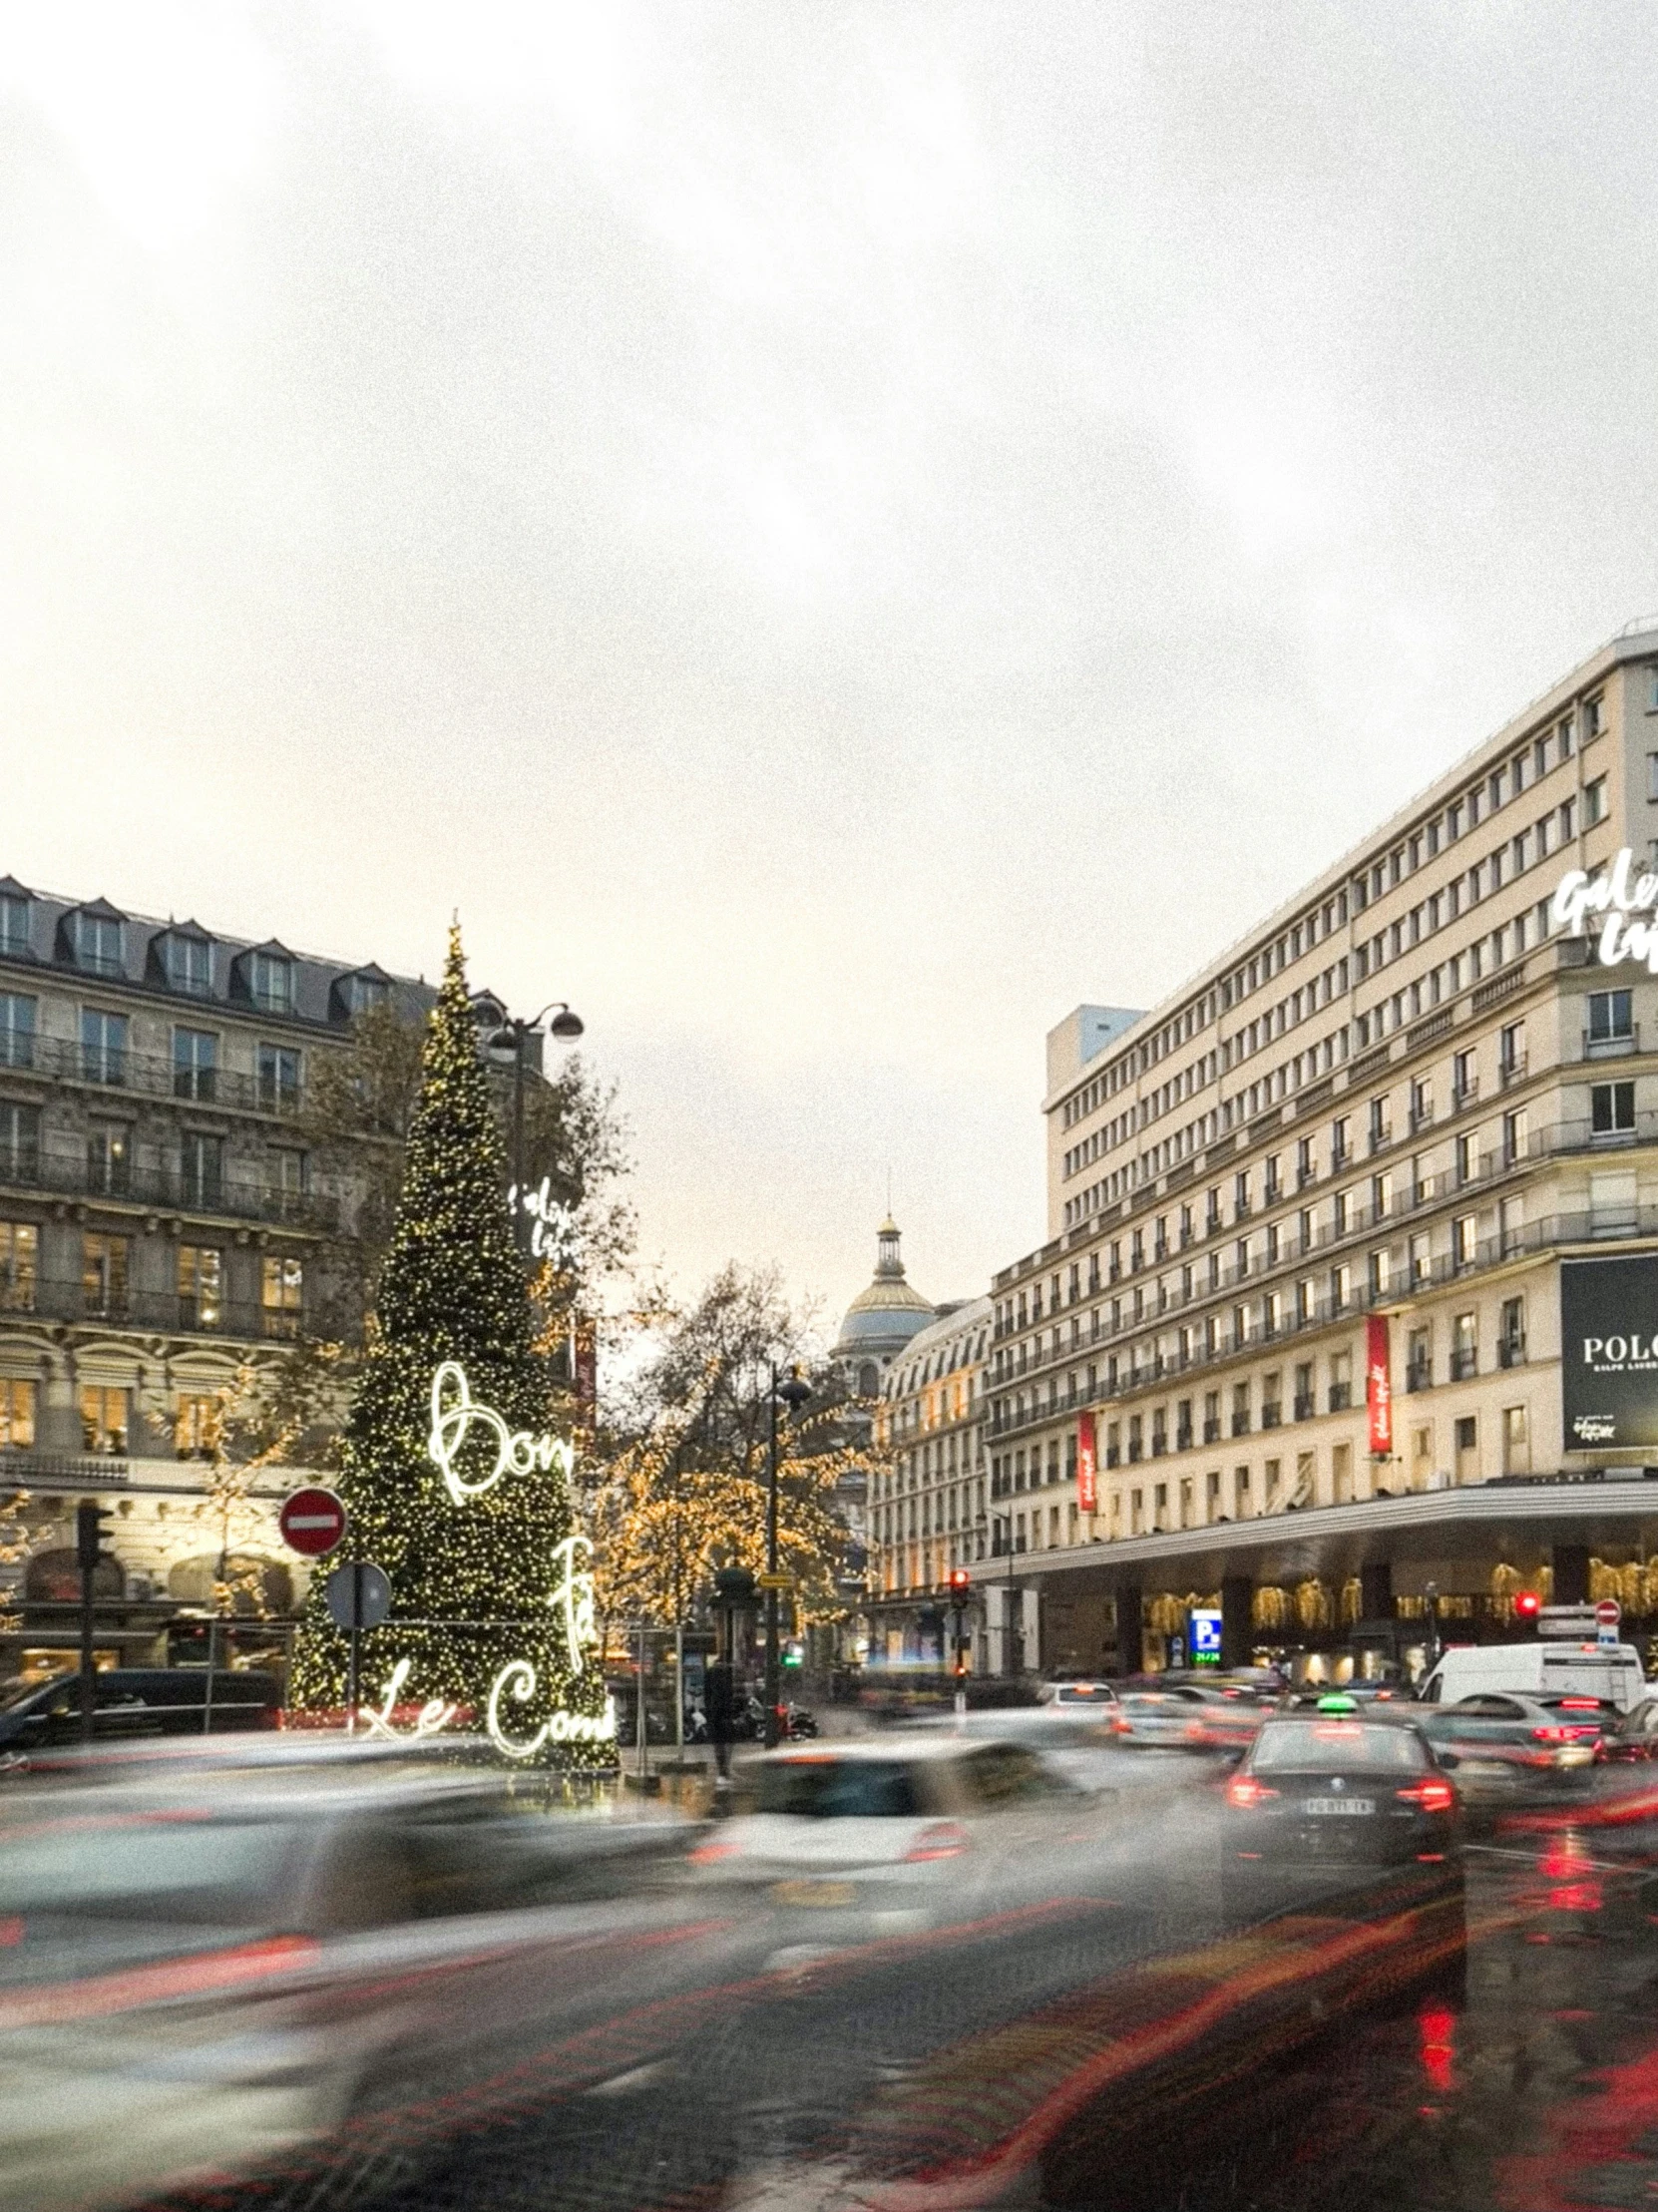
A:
[1513,1589,1541,1621]
[948,1567,971,1596]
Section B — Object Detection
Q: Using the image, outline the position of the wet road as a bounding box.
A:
[323,1774,1658,2212]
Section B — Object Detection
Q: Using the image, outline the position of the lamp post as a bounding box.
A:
[485,1000,585,1255]
[766,1365,813,1748]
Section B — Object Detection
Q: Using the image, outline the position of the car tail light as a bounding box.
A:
[688,1839,740,1864]
[906,1822,969,1862]
[1110,1715,1132,1735]
[1225,1775,1279,1810]
[1532,1725,1596,1743]
[1397,1780,1455,1814]
[1184,1720,1209,1742]
[1558,1698,1599,1710]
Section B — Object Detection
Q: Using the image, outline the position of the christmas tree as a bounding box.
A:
[289,925,611,1764]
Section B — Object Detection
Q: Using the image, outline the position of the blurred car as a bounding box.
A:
[0,1751,698,2212]
[1108,1685,1262,1751]
[1221,1711,1465,1930]
[1596,1695,1658,1763]
[690,1738,1105,1931]
[1414,1692,1600,1809]
[1036,1678,1119,1708]
[0,1667,281,1760]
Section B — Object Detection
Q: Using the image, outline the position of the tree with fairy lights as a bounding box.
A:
[288,925,611,1763]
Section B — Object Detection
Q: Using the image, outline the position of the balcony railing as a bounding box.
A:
[1497,1336,1527,1369]
[1202,1417,1221,1444]
[0,1274,310,1339]
[1450,1349,1477,1381]
[0,1146,336,1231]
[1293,1394,1315,1421]
[1328,1383,1352,1412]
[1231,1411,1251,1437]
[1584,1027,1639,1059]
[0,1034,307,1117]
[1406,1362,1432,1393]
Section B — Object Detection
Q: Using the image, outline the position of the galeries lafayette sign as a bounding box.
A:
[1552,849,1658,969]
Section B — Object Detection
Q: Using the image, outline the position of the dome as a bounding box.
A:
[833,1217,935,1362]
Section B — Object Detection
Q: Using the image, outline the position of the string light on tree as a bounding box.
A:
[288,923,608,1763]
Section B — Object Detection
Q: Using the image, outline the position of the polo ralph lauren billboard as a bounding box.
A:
[1561,1254,1658,1450]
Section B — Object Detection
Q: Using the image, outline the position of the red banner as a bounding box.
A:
[1366,1312,1392,1457]
[1076,1410,1097,1514]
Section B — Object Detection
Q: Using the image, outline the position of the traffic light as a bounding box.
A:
[1513,1589,1541,1623]
[948,1566,971,1598]
[76,1502,112,1574]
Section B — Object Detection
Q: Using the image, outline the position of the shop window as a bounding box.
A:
[0,1222,37,1313]
[0,1376,36,1449]
[80,1384,129,1455]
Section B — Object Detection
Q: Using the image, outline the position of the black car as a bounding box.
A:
[1222,1710,1465,1953]
[0,1667,281,1757]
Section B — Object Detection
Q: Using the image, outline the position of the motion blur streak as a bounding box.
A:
[0,1934,320,2028]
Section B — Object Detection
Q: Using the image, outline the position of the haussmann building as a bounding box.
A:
[972,618,1658,1685]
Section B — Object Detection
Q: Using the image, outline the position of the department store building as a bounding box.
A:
[974,620,1658,1683]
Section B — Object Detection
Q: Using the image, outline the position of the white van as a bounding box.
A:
[1420,1641,1647,1712]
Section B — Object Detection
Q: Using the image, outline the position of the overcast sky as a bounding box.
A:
[5,3,1658,1333]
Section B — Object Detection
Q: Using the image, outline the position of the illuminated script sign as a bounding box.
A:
[1552,849,1658,970]
[427,1359,576,1504]
[509,1174,574,1265]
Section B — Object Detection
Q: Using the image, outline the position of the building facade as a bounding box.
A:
[0,877,433,1680]
[977,620,1658,1682]
[867,1293,992,1666]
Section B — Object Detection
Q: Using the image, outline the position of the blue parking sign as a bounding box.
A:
[1189,1608,1222,1658]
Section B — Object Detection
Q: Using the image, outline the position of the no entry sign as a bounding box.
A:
[277,1486,348,1558]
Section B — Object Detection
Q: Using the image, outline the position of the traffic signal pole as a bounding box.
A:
[949,1565,971,1732]
[76,1502,108,1748]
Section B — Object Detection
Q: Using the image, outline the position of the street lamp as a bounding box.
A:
[486,1001,585,1255]
[765,1365,813,1748]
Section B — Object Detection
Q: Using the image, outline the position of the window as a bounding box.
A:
[164,933,212,996]
[1502,1106,1528,1165]
[0,1222,37,1312]
[1587,990,1634,1050]
[80,1385,129,1455]
[1232,1381,1251,1437]
[1453,1212,1478,1268]
[176,1392,217,1459]
[1591,1081,1636,1137]
[1328,1349,1352,1412]
[266,1148,307,1217]
[1455,1132,1475,1185]
[1584,693,1604,740]
[250,951,294,1016]
[1331,1261,1352,1313]
[1368,1096,1390,1152]
[1499,1021,1524,1081]
[339,973,389,1017]
[1407,1326,1431,1392]
[1369,1248,1392,1297]
[82,1233,129,1319]
[1294,1362,1314,1420]
[1451,1311,1477,1381]
[1297,1135,1315,1188]
[1499,1296,1526,1368]
[178,1245,222,1329]
[0,1376,36,1449]
[1410,1230,1431,1286]
[1331,1115,1350,1166]
[173,1028,217,1102]
[262,1254,303,1339]
[86,1124,131,1196]
[180,1132,224,1208]
[80,1008,128,1086]
[0,892,29,957]
[256,1044,302,1114]
[0,993,35,1070]
[0,1104,40,1183]
[1584,775,1607,828]
[72,911,123,976]
[1500,1404,1530,1477]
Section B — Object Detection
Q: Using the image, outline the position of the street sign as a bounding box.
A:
[1597,1596,1622,1649]
[1189,1607,1223,1662]
[324,1561,391,1631]
[278,1487,348,1558]
[757,1571,795,1591]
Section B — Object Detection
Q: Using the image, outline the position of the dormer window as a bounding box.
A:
[0,883,30,959]
[73,910,124,977]
[163,931,212,997]
[339,973,389,1018]
[250,950,294,1016]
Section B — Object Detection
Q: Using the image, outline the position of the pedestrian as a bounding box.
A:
[705,1653,736,1785]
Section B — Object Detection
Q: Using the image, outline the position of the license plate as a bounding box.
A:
[1303,1798,1374,1816]
[772,1880,856,1907]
